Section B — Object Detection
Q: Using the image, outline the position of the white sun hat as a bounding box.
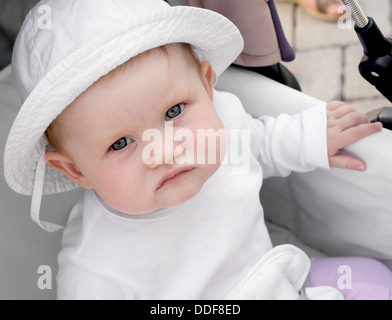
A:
[3,0,243,231]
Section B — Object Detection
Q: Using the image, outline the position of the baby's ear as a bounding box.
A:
[45,151,93,189]
[200,61,214,100]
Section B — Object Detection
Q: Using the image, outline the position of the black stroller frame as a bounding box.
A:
[343,0,392,129]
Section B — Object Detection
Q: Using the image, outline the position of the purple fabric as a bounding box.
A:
[267,0,295,62]
[310,257,392,300]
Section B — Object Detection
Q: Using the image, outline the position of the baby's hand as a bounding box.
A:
[327,101,383,171]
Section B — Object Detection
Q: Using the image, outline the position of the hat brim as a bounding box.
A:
[4,6,243,195]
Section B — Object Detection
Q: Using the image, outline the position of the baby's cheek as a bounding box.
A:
[92,167,131,202]
[192,109,223,131]
[98,180,151,215]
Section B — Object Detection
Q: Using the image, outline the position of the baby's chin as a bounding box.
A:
[102,164,221,215]
[117,184,203,215]
[102,191,197,216]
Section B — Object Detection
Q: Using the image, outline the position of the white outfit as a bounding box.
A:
[57,90,337,300]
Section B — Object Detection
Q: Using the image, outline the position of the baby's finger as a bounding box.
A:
[329,154,366,171]
[326,101,345,111]
[327,103,354,119]
[337,122,383,149]
[337,111,369,131]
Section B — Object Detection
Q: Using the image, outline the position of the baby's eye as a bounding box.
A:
[165,103,184,121]
[110,137,133,151]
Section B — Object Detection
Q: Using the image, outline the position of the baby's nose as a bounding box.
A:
[142,134,186,169]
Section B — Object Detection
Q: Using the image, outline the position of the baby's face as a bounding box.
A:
[51,44,225,214]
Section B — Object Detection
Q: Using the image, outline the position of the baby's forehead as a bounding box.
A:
[105,46,171,80]
[58,43,197,118]
[73,43,197,103]
[105,43,193,80]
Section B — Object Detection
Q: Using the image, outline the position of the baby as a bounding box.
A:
[4,0,387,299]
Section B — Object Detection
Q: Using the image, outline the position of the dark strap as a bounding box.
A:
[268,0,295,62]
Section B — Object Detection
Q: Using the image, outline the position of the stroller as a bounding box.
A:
[0,0,391,299]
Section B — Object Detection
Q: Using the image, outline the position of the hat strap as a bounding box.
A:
[31,150,63,232]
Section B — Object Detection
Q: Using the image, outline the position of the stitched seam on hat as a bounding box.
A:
[27,10,44,79]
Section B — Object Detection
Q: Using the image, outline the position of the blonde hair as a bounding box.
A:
[46,43,202,154]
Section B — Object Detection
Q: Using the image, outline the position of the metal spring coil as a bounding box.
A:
[342,0,369,28]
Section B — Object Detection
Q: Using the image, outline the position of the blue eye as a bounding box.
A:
[165,103,184,120]
[110,137,132,151]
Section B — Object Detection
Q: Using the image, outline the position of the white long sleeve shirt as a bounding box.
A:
[57,90,332,300]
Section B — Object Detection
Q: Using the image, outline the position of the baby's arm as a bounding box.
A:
[326,101,383,171]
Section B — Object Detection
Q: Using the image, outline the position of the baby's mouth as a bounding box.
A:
[157,167,195,190]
